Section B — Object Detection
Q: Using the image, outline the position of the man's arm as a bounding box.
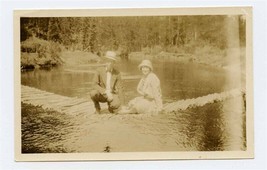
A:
[92,70,106,94]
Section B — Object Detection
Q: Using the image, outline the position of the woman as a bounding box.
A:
[120,59,163,114]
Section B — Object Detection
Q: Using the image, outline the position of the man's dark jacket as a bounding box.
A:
[92,66,125,105]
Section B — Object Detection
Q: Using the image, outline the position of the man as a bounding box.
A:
[90,51,125,114]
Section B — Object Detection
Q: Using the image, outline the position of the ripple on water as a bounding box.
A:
[21,95,245,153]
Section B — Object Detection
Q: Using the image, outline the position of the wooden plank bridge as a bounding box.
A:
[21,85,242,115]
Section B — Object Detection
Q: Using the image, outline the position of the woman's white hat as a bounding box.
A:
[138,59,153,71]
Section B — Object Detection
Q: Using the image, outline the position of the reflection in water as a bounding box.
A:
[21,60,246,152]
[22,67,95,99]
[21,61,234,101]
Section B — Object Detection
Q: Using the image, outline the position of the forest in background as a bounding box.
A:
[20,15,246,69]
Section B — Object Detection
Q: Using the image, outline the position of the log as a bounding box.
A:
[21,85,242,115]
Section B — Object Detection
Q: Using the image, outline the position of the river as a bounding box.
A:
[21,61,238,101]
[21,60,246,152]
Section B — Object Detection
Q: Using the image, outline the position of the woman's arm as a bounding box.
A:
[149,75,163,110]
[144,74,162,105]
[137,78,145,96]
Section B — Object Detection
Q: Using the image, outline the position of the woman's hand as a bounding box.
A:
[144,93,153,100]
[138,91,144,96]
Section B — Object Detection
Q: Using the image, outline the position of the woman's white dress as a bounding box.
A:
[128,72,163,114]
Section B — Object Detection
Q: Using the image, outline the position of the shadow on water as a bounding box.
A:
[186,101,225,151]
[21,102,78,153]
[176,96,246,151]
[21,96,246,153]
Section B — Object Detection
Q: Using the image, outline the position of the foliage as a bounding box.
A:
[20,15,246,60]
[21,36,63,69]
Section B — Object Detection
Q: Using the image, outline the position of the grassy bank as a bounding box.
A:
[59,46,245,69]
[60,51,100,66]
[129,46,246,68]
[21,37,245,70]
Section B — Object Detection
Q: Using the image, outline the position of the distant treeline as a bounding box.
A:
[21,15,246,54]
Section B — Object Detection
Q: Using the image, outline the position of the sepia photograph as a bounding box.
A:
[14,7,253,161]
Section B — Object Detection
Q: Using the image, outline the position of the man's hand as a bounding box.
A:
[105,90,113,102]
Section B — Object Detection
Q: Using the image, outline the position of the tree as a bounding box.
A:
[47,17,61,42]
[21,15,235,53]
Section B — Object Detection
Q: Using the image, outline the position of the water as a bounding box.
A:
[21,60,246,152]
[21,61,236,102]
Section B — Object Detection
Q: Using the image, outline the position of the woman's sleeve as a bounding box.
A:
[142,75,158,99]
[149,75,163,110]
[137,78,144,95]
[150,76,160,98]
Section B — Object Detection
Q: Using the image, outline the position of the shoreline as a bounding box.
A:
[21,46,245,72]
